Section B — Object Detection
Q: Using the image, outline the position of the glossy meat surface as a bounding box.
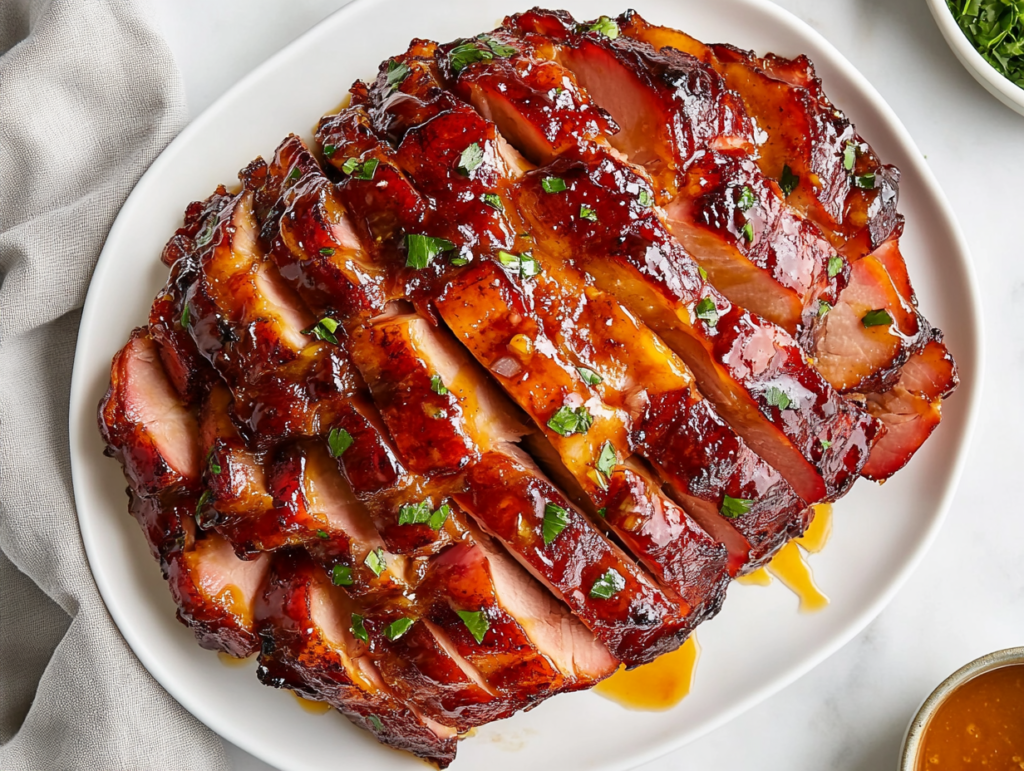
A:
[97,9,957,766]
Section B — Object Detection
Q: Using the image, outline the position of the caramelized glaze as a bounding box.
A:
[594,636,700,710]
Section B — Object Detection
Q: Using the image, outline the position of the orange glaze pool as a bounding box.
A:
[917,664,1024,769]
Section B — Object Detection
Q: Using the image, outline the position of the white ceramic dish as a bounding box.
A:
[68,1,983,769]
[926,0,1024,117]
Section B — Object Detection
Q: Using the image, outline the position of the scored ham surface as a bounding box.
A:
[97,9,957,767]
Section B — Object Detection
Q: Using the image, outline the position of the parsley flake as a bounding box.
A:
[695,296,719,327]
[448,41,493,73]
[319,247,336,256]
[351,613,369,642]
[827,255,844,278]
[364,548,386,577]
[406,234,456,269]
[741,220,754,242]
[820,438,833,450]
[398,499,433,526]
[431,374,449,396]
[589,568,626,599]
[384,617,414,641]
[720,496,754,519]
[576,366,603,386]
[818,300,833,318]
[328,427,353,458]
[854,172,876,190]
[580,204,598,221]
[862,308,893,327]
[737,185,756,212]
[542,176,568,193]
[428,503,451,531]
[458,142,485,176]
[196,217,217,248]
[547,405,594,437]
[368,714,383,732]
[764,386,793,410]
[322,144,336,157]
[456,609,490,644]
[779,164,800,197]
[596,441,617,478]
[542,502,571,546]
[315,529,330,540]
[341,157,378,180]
[843,141,857,171]
[180,303,191,328]
[386,59,410,91]
[482,193,504,211]
[303,316,341,345]
[584,16,620,38]
[497,250,541,279]
[331,565,354,586]
[637,188,654,207]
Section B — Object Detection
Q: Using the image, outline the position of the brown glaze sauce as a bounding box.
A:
[918,665,1024,770]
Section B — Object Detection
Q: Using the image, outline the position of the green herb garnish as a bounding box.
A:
[364,548,386,577]
[737,185,756,211]
[331,565,354,586]
[637,188,653,207]
[542,176,568,193]
[398,499,433,526]
[304,316,340,345]
[862,308,893,327]
[456,609,490,643]
[180,304,191,328]
[322,144,336,157]
[779,164,800,197]
[827,255,844,278]
[589,568,625,599]
[580,204,598,221]
[315,529,330,540]
[458,142,485,176]
[843,141,857,171]
[406,234,456,269]
[818,300,832,318]
[430,374,449,395]
[820,438,833,450]
[319,247,336,256]
[351,613,369,642]
[583,16,620,38]
[547,405,594,437]
[341,157,378,180]
[947,0,1024,88]
[384,617,414,641]
[694,296,719,327]
[328,427,353,458]
[576,366,603,386]
[497,250,541,279]
[596,441,616,478]
[720,495,754,519]
[428,503,451,531]
[741,220,754,242]
[448,41,495,72]
[368,714,383,732]
[764,386,793,410]
[542,502,571,546]
[482,193,504,211]
[386,59,410,91]
[854,172,876,190]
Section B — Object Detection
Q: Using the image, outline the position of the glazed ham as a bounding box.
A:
[98,9,957,766]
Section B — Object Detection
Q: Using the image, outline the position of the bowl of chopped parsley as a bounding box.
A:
[926,0,1024,115]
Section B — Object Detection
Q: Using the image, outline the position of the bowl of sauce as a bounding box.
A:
[900,647,1024,770]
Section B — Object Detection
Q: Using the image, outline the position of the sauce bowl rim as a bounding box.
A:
[899,646,1024,771]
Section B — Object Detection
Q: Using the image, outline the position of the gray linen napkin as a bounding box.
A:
[0,1,229,768]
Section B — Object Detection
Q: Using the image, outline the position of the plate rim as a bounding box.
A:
[68,0,985,768]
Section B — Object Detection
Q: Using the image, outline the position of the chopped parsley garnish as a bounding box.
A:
[207,450,221,475]
[322,144,336,157]
[328,427,353,458]
[341,157,379,180]
[405,234,456,269]
[315,529,330,540]
[694,296,719,327]
[303,316,341,345]
[384,617,414,641]
[196,217,217,248]
[583,16,620,38]
[843,141,857,171]
[597,507,607,518]
[820,438,833,450]
[542,502,571,546]
[448,36,513,73]
[542,176,568,193]
[547,405,594,437]
[637,188,654,207]
[580,204,598,222]
[398,499,433,526]
[862,308,893,327]
[430,374,449,395]
[364,547,386,577]
[368,714,383,732]
[854,172,876,190]
[948,0,1024,88]
[764,386,793,410]
[741,220,754,242]
[386,59,410,91]
[319,247,336,256]
[818,299,833,318]
[351,613,369,642]
[737,185,756,211]
[482,192,504,210]
[596,441,616,478]
[331,565,354,586]
[698,265,709,282]
[779,164,800,197]
[450,256,470,267]
[428,503,451,531]
[497,250,541,279]
[288,167,302,182]
[589,568,626,599]
[457,142,485,176]
[456,609,490,643]
[195,489,212,518]
[180,303,191,328]
[720,495,754,519]
[576,366,603,386]
[827,255,844,278]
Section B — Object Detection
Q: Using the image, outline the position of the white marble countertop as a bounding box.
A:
[151,0,1023,768]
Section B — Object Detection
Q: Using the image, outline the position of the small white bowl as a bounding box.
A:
[925,0,1024,116]
[898,646,1024,770]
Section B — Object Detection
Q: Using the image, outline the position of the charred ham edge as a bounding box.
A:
[435,37,812,572]
[255,551,458,768]
[351,48,733,645]
[99,330,270,657]
[505,10,931,396]
[859,338,958,480]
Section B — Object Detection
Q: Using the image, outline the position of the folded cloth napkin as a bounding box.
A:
[0,1,229,768]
